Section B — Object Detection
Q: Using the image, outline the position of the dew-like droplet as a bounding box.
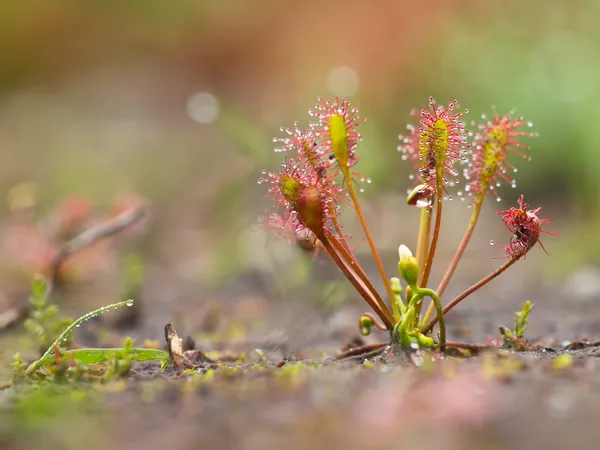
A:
[126,299,134,307]
[416,198,432,208]
[490,240,495,245]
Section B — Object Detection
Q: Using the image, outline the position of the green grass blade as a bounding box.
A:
[42,299,135,359]
[31,348,170,372]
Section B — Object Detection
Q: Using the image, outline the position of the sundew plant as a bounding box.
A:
[259,97,558,352]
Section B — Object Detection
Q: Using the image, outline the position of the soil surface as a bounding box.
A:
[2,257,600,450]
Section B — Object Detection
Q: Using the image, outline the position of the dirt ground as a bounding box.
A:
[1,250,600,450]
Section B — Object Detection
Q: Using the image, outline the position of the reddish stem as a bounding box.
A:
[333,342,388,361]
[437,193,484,297]
[331,205,353,255]
[423,253,522,334]
[345,180,396,310]
[329,235,392,322]
[320,236,395,329]
[420,189,443,289]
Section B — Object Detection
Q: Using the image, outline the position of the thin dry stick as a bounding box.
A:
[49,206,146,288]
[423,253,522,334]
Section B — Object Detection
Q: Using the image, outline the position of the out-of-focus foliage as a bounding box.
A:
[0,0,596,292]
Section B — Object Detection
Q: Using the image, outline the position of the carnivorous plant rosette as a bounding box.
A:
[260,97,558,356]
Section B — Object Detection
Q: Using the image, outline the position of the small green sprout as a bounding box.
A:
[514,300,534,338]
[500,301,535,350]
[23,277,72,353]
[2,299,170,390]
[10,353,26,379]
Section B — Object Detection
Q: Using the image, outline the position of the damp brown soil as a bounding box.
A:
[2,263,600,450]
[2,338,600,450]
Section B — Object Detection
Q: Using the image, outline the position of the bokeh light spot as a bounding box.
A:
[326,66,359,97]
[187,92,220,124]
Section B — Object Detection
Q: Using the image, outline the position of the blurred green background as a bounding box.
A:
[0,0,597,316]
